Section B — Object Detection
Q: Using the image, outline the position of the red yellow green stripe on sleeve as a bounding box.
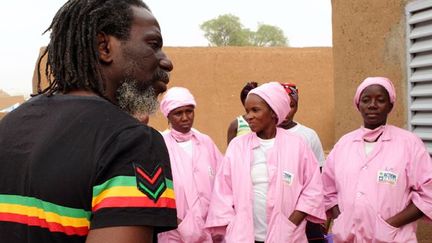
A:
[0,194,90,236]
[92,176,175,211]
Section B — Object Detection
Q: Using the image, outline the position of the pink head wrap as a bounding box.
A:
[354,77,396,111]
[248,82,291,125]
[160,87,196,117]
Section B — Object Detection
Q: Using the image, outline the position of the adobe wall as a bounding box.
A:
[332,0,411,141]
[0,95,25,120]
[33,47,334,152]
[151,47,334,152]
[331,2,432,240]
[0,96,25,110]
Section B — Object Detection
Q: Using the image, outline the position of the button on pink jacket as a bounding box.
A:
[206,128,326,242]
[322,125,432,242]
[158,130,223,243]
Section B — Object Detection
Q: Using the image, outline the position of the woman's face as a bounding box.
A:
[358,84,393,129]
[244,94,277,136]
[168,105,195,133]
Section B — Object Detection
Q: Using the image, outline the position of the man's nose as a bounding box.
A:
[160,54,173,72]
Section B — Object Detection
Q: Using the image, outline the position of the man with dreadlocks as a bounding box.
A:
[0,0,177,242]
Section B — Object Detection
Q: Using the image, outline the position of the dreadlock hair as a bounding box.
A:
[240,81,258,105]
[35,0,149,96]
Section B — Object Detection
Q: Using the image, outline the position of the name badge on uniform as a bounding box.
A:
[283,171,294,185]
[377,170,398,185]
[208,166,215,177]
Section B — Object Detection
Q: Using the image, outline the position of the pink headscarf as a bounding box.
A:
[248,82,291,125]
[353,77,396,111]
[160,87,197,117]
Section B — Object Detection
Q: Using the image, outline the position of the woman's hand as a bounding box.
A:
[326,205,341,220]
[385,202,423,228]
[288,210,307,226]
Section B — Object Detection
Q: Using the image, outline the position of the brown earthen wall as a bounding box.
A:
[332,0,411,141]
[332,2,432,240]
[33,47,334,152]
[150,47,334,152]
[0,96,25,110]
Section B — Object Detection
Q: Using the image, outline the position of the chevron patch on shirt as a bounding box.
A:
[134,163,167,202]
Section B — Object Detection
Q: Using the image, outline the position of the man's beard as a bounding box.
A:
[116,79,159,116]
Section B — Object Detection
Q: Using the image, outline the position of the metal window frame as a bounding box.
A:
[406,0,432,153]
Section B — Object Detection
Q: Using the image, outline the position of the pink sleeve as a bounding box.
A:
[205,153,235,230]
[210,141,224,173]
[322,149,339,211]
[295,145,326,223]
[408,138,432,220]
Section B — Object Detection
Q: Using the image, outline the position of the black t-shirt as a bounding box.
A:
[0,94,177,242]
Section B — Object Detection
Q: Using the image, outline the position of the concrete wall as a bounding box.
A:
[332,0,411,141]
[33,47,334,152]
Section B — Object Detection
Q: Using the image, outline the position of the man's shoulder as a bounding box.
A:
[10,94,148,135]
[291,123,320,139]
[47,95,137,125]
[16,94,119,116]
[295,122,316,133]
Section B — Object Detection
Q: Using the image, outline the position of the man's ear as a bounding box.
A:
[97,32,114,64]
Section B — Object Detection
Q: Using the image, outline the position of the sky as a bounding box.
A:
[0,0,332,96]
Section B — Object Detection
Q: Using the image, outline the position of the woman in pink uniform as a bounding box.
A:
[206,82,326,243]
[158,87,223,243]
[322,77,432,242]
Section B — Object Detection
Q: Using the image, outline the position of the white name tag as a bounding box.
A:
[377,170,398,185]
[283,171,294,185]
[208,166,215,177]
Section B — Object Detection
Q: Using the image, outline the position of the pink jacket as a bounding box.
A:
[158,130,223,243]
[206,128,326,242]
[322,125,432,242]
